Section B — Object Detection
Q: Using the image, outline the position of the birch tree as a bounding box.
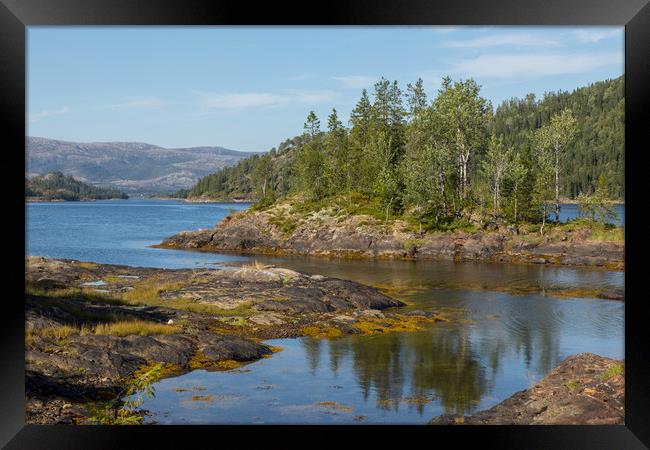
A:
[253,154,274,199]
[482,135,512,214]
[433,77,492,202]
[508,151,528,223]
[534,109,577,222]
[533,143,555,235]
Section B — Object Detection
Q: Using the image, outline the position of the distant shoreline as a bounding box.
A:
[183,198,252,204]
[25,197,99,203]
[27,196,624,206]
[557,198,625,205]
[148,196,252,204]
[25,197,128,203]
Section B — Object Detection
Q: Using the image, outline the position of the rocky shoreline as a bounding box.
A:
[25,257,440,424]
[429,353,624,425]
[25,258,624,425]
[157,204,624,270]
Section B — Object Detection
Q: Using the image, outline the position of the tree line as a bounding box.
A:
[186,76,623,230]
[26,172,129,201]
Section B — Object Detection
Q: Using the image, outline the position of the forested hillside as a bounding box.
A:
[492,76,624,198]
[185,76,623,229]
[26,172,128,201]
[186,135,304,201]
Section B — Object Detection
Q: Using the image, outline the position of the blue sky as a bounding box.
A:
[28,26,623,152]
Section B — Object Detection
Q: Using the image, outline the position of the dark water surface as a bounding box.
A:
[26,199,624,424]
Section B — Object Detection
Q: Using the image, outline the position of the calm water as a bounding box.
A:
[554,203,624,226]
[26,199,251,268]
[26,199,624,424]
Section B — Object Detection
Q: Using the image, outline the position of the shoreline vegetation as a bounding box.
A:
[159,75,624,270]
[25,257,624,424]
[179,76,623,214]
[158,195,624,271]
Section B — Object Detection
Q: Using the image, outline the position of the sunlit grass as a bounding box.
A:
[556,218,624,243]
[94,320,180,336]
[26,279,255,317]
[27,320,179,345]
[600,363,624,380]
[589,227,624,242]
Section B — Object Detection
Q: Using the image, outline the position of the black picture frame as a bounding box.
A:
[2,0,649,448]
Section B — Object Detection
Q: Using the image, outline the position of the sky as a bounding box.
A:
[28,26,623,152]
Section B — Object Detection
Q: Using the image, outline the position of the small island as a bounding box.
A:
[26,172,128,201]
[160,77,624,271]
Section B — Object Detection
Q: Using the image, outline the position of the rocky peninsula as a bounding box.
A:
[25,257,441,424]
[429,353,624,425]
[157,199,624,270]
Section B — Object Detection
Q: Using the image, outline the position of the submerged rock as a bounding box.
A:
[597,289,625,301]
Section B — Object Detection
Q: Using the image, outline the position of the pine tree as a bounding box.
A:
[304,111,321,139]
[325,108,348,197]
[406,78,427,119]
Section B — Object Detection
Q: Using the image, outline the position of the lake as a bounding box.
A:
[552,202,624,226]
[25,199,624,424]
[26,199,251,269]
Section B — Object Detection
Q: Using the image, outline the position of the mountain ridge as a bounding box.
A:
[26,136,260,194]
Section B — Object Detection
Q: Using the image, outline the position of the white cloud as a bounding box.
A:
[448,52,622,78]
[573,29,621,43]
[287,89,338,103]
[193,89,338,110]
[28,106,70,123]
[333,75,377,89]
[96,95,167,110]
[193,91,284,109]
[444,33,562,49]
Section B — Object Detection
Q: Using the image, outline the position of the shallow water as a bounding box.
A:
[25,199,624,424]
[143,292,622,424]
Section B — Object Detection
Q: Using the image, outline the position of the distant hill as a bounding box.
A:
[26,137,258,194]
[26,172,128,201]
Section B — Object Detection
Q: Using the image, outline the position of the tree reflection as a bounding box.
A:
[301,325,489,416]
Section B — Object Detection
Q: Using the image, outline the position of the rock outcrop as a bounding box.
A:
[158,206,624,269]
[429,353,624,425]
[26,257,439,424]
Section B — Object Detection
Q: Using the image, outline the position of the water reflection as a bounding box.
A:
[27,199,624,423]
[250,255,624,298]
[140,293,623,423]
